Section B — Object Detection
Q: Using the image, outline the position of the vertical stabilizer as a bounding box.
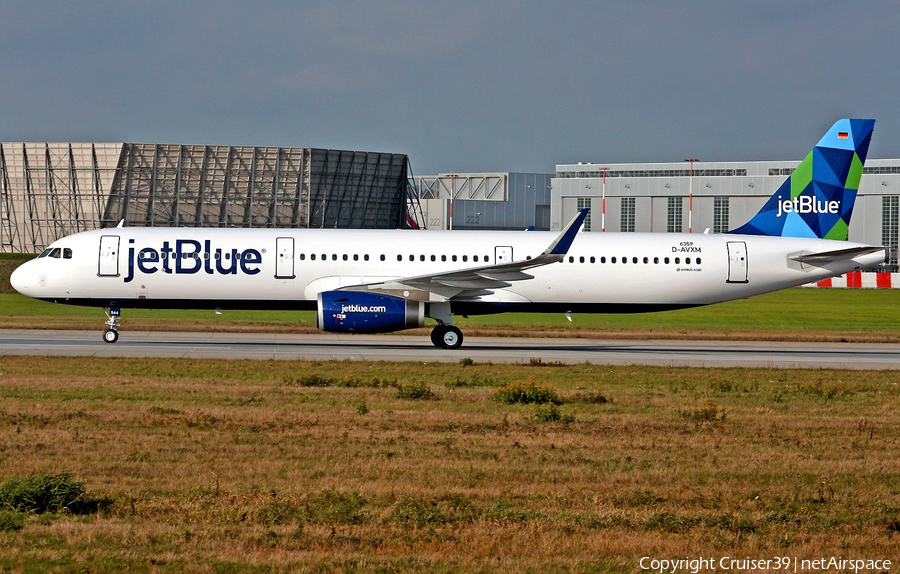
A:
[728,119,875,240]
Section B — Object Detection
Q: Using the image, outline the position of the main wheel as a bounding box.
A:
[439,326,463,350]
[103,329,119,344]
[430,326,444,347]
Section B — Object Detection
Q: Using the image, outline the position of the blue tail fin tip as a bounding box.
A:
[728,119,875,240]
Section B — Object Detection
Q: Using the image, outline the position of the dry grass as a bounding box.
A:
[0,357,898,571]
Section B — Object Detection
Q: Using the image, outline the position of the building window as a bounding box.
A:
[883,196,899,267]
[667,197,683,233]
[713,197,730,234]
[577,197,592,231]
[620,197,635,232]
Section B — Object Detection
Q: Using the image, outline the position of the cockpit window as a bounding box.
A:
[63,248,73,259]
[38,248,52,258]
[49,248,61,259]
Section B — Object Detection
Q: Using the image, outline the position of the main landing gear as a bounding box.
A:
[427,302,462,349]
[102,306,120,344]
[430,325,463,350]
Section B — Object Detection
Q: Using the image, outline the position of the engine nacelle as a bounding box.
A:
[316,291,424,333]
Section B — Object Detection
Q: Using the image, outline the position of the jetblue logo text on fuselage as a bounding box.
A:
[775,195,839,218]
[341,304,387,314]
[124,239,262,283]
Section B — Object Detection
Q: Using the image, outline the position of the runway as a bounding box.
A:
[1,329,899,369]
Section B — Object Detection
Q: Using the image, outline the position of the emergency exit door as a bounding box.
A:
[726,241,748,283]
[495,246,513,264]
[98,235,120,277]
[275,237,295,279]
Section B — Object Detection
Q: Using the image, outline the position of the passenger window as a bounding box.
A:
[643,257,648,264]
[611,257,616,263]
[420,255,425,261]
[473,255,479,262]
[409,255,415,262]
[568,256,574,263]
[675,257,680,264]
[462,255,468,262]
[590,256,595,263]
[311,254,316,261]
[686,257,691,264]
[600,256,605,263]
[632,257,638,264]
[441,255,447,262]
[696,257,702,264]
[397,255,402,261]
[343,254,348,261]
[353,254,358,261]
[431,255,436,262]
[664,257,670,264]
[622,257,627,264]
[63,248,73,259]
[364,254,369,261]
[654,257,659,264]
[452,255,457,262]
[300,253,306,260]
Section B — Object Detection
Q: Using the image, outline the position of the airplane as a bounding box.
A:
[10,119,885,349]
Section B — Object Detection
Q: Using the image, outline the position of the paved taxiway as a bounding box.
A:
[1,329,898,369]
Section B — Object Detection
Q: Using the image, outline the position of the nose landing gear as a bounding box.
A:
[103,306,120,344]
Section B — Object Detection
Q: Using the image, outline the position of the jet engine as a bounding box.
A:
[316,291,424,333]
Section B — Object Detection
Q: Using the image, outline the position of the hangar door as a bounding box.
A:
[726,241,748,283]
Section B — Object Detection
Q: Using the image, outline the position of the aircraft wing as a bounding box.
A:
[788,246,885,266]
[340,209,589,301]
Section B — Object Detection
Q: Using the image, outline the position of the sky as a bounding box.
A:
[1,1,899,175]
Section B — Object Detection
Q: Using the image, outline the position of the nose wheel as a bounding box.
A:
[103,306,121,344]
[431,325,463,349]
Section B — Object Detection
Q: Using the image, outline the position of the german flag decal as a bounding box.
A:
[838,131,849,139]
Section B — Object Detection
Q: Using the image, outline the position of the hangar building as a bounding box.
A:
[551,159,900,270]
[0,142,412,253]
[412,173,553,231]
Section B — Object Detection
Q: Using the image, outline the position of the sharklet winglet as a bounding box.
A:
[546,208,589,256]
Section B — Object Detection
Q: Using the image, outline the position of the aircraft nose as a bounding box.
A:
[9,262,31,295]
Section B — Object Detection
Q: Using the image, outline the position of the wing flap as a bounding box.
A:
[339,209,589,301]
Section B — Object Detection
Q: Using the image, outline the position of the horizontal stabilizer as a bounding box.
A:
[789,246,885,265]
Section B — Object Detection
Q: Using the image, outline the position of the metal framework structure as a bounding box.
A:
[0,142,120,253]
[1,142,412,253]
[102,145,410,230]
[416,173,508,201]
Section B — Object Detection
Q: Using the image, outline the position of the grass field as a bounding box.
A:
[0,357,898,571]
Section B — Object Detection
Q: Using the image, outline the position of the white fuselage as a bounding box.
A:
[10,227,885,314]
